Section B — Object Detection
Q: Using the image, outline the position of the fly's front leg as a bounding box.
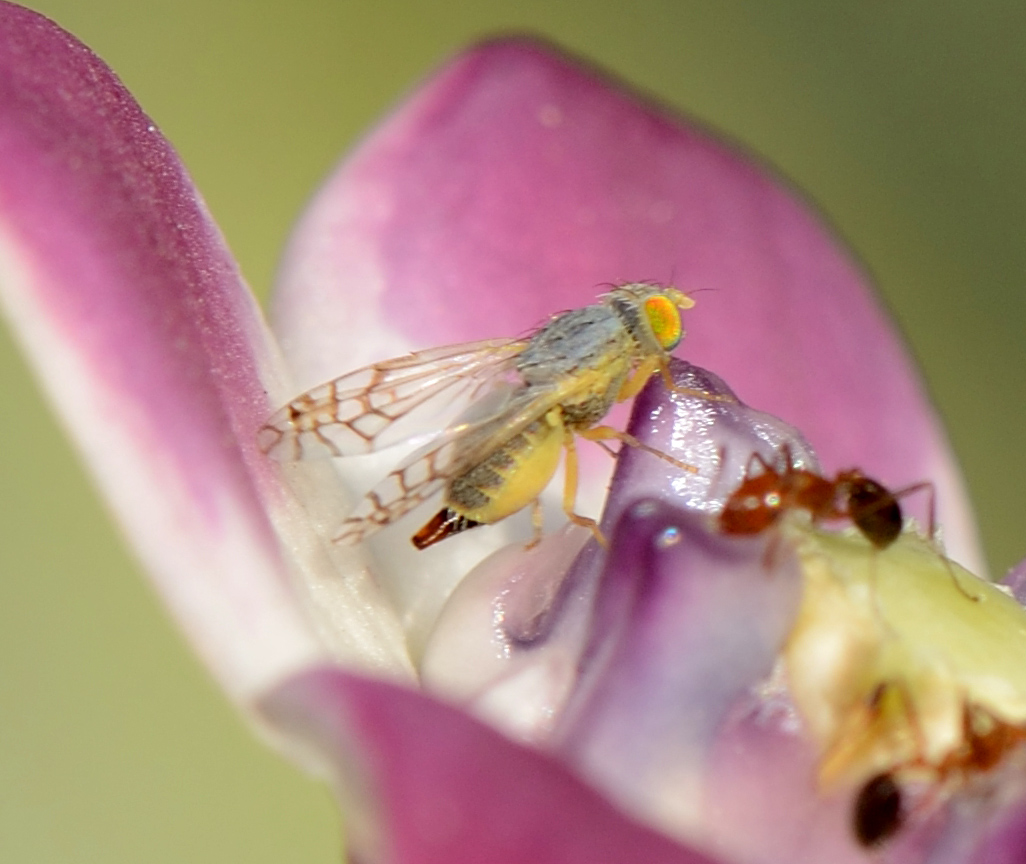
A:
[617,357,735,405]
[617,356,661,401]
[657,362,737,404]
[580,425,698,475]
[561,430,608,547]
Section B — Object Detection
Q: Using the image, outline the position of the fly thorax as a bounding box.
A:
[560,387,622,428]
[515,306,628,385]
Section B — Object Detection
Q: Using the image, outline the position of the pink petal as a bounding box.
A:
[261,668,727,864]
[274,37,980,570]
[0,3,324,696]
[962,782,1026,864]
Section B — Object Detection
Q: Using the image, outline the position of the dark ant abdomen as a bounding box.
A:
[845,476,903,548]
[853,772,904,848]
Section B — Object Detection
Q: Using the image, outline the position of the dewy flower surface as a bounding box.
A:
[1,3,1025,863]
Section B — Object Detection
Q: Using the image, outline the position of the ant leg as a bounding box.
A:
[744,448,779,479]
[890,480,978,602]
[889,481,936,539]
[941,555,980,602]
[865,546,901,633]
[561,432,608,547]
[580,425,698,474]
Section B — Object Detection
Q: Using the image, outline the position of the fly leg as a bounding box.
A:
[657,362,738,404]
[527,498,544,548]
[579,425,698,474]
[616,357,736,405]
[616,356,661,400]
[561,431,608,547]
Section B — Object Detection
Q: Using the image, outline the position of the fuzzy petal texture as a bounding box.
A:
[0,2,335,696]
[261,668,725,864]
[0,3,416,690]
[273,37,981,575]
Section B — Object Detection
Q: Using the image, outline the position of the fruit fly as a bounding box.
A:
[259,283,699,550]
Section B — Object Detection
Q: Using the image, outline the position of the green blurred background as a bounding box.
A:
[2,1,1024,861]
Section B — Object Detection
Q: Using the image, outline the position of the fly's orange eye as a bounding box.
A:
[644,294,683,350]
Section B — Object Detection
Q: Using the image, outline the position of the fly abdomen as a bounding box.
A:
[411,508,483,550]
[446,410,565,526]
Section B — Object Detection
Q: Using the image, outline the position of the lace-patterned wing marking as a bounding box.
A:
[258,338,526,460]
[333,382,575,545]
[332,435,457,545]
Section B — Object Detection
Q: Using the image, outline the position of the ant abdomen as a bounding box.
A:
[843,475,903,549]
[853,772,904,848]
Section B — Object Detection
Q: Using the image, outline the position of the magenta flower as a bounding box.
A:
[3,4,1024,863]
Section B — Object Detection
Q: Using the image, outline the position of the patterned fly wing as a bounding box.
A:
[258,338,526,461]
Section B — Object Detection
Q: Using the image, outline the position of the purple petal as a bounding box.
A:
[273,37,980,569]
[418,359,1017,862]
[960,779,1026,864]
[1000,556,1026,604]
[261,667,726,864]
[554,501,803,849]
[0,3,324,695]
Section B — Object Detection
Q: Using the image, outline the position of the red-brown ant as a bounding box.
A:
[851,699,1026,848]
[718,445,977,599]
[718,445,919,549]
